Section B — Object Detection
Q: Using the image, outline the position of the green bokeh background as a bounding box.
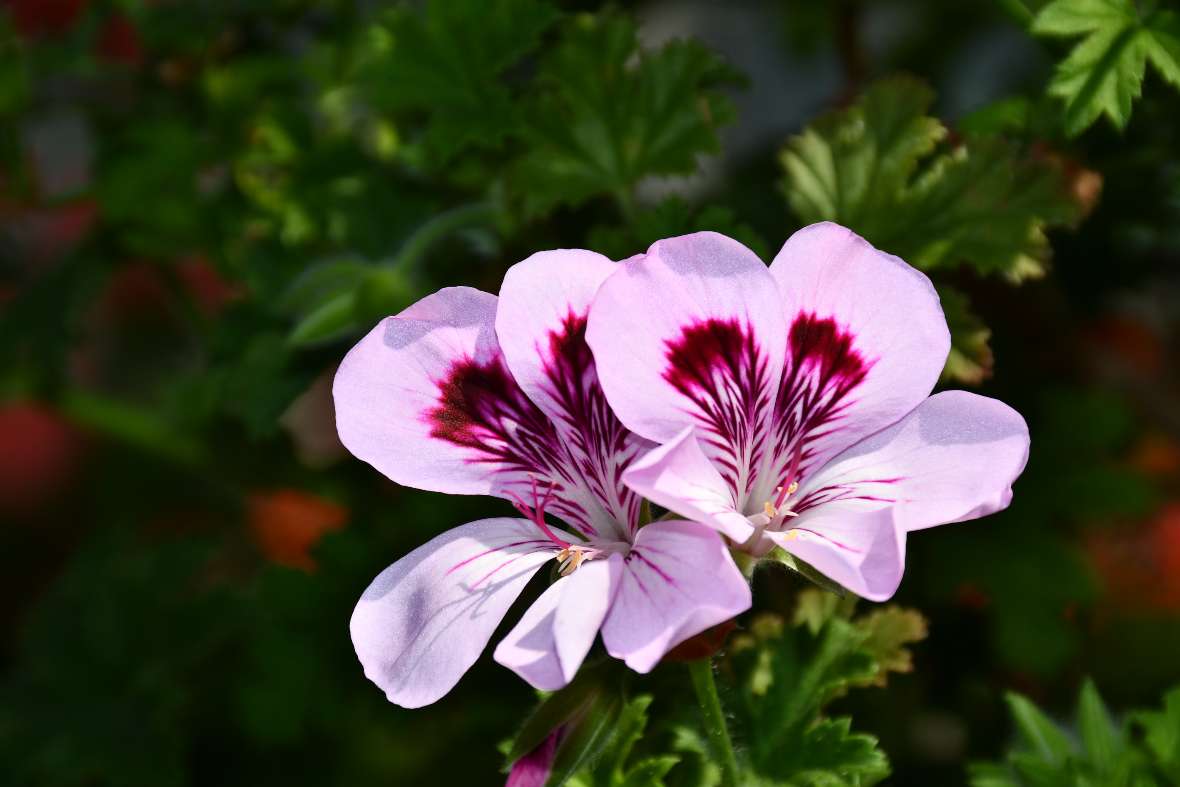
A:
[2,1,1179,784]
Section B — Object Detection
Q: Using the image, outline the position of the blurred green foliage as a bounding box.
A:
[1,0,1180,785]
[970,681,1180,785]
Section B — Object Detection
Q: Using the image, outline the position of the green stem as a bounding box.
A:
[388,201,496,272]
[688,659,741,787]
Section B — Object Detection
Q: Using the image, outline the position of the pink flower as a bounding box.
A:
[586,223,1030,601]
[334,251,750,708]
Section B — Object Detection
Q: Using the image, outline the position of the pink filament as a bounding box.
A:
[507,476,571,549]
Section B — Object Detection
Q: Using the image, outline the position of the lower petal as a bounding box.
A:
[494,556,620,691]
[601,520,751,673]
[766,508,906,601]
[622,427,756,544]
[350,518,559,708]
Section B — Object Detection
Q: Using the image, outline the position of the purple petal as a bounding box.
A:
[350,517,561,708]
[623,427,757,544]
[506,727,563,787]
[587,232,787,508]
[766,508,906,601]
[797,390,1030,532]
[494,555,620,691]
[601,520,751,673]
[755,223,950,504]
[497,250,649,538]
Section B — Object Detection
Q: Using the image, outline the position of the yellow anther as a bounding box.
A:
[783,530,800,541]
[763,501,779,519]
[785,481,799,496]
[558,547,586,576]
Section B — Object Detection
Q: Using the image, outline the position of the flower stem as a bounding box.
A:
[687,659,740,787]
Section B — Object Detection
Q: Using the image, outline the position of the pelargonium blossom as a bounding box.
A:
[585,222,1031,601]
[333,250,750,708]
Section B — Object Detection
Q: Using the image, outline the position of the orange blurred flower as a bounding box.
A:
[1087,502,1180,612]
[247,489,348,571]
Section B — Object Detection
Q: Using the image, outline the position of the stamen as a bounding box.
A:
[763,501,779,519]
[773,442,804,509]
[556,546,586,576]
[507,474,571,550]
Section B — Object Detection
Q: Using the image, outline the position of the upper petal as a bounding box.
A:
[765,508,906,601]
[334,287,625,540]
[350,517,559,708]
[334,287,538,495]
[497,250,648,536]
[758,223,950,503]
[588,232,787,507]
[601,520,752,673]
[796,390,1030,532]
[622,426,757,544]
[493,554,620,691]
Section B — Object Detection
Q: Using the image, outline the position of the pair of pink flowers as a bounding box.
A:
[334,222,1029,708]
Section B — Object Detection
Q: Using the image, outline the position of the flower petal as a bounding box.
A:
[335,287,619,539]
[350,517,560,708]
[622,427,757,544]
[601,520,751,673]
[796,390,1030,532]
[766,508,906,601]
[758,223,950,503]
[497,250,648,537]
[493,555,620,691]
[588,232,787,507]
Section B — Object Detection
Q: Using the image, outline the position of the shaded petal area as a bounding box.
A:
[602,520,751,672]
[623,427,757,544]
[494,555,620,690]
[796,390,1030,532]
[497,250,647,538]
[350,517,561,708]
[588,232,787,507]
[759,223,950,503]
[766,508,906,602]
[335,287,557,495]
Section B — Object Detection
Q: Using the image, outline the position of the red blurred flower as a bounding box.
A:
[95,13,143,66]
[1,198,98,267]
[0,401,85,516]
[175,255,242,317]
[1087,502,1180,611]
[5,0,88,38]
[247,489,348,571]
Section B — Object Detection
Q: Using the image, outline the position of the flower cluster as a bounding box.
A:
[333,222,1029,708]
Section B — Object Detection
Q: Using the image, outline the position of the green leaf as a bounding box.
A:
[364,0,559,162]
[1005,692,1074,765]
[856,606,928,687]
[789,717,891,786]
[939,285,995,384]
[1032,0,1180,135]
[722,598,921,783]
[506,662,617,765]
[587,197,768,261]
[1132,687,1180,780]
[1077,680,1120,773]
[780,77,1079,282]
[974,680,1180,785]
[509,13,741,218]
[616,756,678,787]
[287,291,359,347]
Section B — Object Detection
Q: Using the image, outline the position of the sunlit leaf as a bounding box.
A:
[1032,0,1180,136]
[780,77,1079,282]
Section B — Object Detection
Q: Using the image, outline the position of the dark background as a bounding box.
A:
[2,1,1179,784]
